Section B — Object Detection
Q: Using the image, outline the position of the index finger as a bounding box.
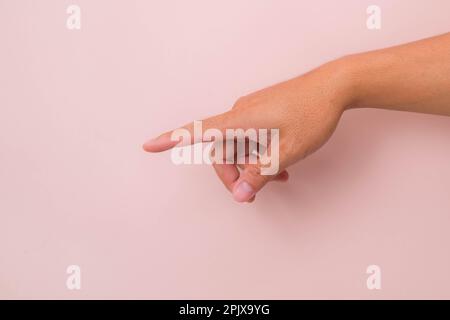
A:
[142,111,238,153]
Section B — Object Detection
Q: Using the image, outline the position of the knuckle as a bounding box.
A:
[231,96,247,110]
[246,165,262,178]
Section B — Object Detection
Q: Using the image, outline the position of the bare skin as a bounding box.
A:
[143,33,450,203]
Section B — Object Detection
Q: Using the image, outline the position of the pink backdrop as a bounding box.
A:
[1,0,450,299]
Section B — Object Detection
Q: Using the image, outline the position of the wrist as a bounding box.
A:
[321,55,362,113]
[336,51,401,111]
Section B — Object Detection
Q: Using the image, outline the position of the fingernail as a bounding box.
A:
[142,137,159,151]
[144,137,157,145]
[233,181,255,202]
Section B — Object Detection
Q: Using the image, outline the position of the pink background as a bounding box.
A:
[1,0,450,299]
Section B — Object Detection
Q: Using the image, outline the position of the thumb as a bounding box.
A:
[232,165,272,202]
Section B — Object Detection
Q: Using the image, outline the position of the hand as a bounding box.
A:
[143,59,354,202]
[144,33,450,203]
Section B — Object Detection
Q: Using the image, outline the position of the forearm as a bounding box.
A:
[342,32,450,116]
